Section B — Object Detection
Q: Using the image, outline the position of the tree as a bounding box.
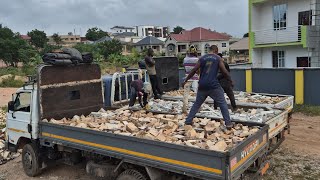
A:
[27,29,48,48]
[173,26,184,34]
[52,33,62,45]
[0,27,38,67]
[98,39,122,59]
[243,33,249,38]
[85,27,108,41]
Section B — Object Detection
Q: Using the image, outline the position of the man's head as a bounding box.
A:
[188,45,197,57]
[147,48,154,57]
[208,45,219,54]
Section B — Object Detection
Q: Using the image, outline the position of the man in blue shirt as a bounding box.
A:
[182,45,233,129]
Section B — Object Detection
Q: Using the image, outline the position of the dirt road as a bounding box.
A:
[0,113,319,180]
[0,88,18,107]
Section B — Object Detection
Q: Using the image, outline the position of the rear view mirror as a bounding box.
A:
[8,101,14,112]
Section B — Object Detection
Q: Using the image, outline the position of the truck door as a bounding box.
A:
[7,91,32,145]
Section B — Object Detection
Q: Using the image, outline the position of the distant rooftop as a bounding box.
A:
[20,35,31,40]
[135,36,164,46]
[113,32,136,37]
[169,27,230,42]
[111,26,135,30]
[230,37,249,51]
[94,36,113,44]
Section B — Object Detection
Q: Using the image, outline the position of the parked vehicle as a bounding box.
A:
[5,64,269,179]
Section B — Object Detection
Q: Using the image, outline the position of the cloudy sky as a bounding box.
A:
[0,0,248,37]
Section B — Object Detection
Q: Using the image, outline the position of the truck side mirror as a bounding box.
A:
[8,101,14,112]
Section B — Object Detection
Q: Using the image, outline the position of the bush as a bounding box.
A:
[0,67,25,76]
[0,76,24,87]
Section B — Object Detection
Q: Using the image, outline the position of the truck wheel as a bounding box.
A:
[116,169,147,180]
[22,144,41,177]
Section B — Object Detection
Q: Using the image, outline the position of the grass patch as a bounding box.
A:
[0,76,24,87]
[0,67,25,76]
[294,105,320,116]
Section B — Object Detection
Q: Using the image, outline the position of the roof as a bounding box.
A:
[94,36,113,44]
[169,27,230,42]
[111,26,135,30]
[135,36,164,46]
[230,38,249,51]
[20,35,31,40]
[113,32,136,37]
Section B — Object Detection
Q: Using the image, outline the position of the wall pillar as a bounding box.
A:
[245,69,252,93]
[295,69,304,104]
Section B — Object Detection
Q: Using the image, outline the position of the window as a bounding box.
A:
[273,4,287,30]
[70,38,74,40]
[222,43,227,47]
[297,57,310,67]
[272,51,285,68]
[204,44,210,54]
[69,90,80,100]
[14,92,31,112]
[299,11,312,25]
[168,44,174,51]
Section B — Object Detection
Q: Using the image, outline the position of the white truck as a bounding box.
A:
[5,64,269,179]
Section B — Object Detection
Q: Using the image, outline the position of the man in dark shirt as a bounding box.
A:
[214,53,237,110]
[129,79,148,108]
[182,45,233,129]
[145,48,162,99]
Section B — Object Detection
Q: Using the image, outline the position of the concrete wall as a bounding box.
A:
[179,67,320,105]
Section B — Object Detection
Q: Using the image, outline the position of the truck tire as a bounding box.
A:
[22,144,41,177]
[116,169,147,180]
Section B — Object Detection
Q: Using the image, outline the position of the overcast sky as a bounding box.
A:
[0,0,248,37]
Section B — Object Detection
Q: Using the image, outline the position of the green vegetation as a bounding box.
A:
[293,105,320,116]
[0,76,25,87]
[27,29,48,48]
[85,27,109,41]
[173,26,185,34]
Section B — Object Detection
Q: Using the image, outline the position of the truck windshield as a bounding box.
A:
[14,92,31,112]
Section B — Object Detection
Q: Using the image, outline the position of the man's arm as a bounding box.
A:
[138,93,144,107]
[145,56,155,65]
[182,62,200,86]
[219,58,231,82]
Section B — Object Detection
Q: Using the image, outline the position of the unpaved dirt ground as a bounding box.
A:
[0,88,18,107]
[0,111,319,179]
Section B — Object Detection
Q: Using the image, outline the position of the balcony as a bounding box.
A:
[251,26,307,48]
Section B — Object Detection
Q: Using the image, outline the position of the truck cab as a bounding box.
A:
[6,83,39,151]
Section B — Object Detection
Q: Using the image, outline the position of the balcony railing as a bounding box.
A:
[253,26,302,46]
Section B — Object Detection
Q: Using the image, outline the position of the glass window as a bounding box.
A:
[272,51,285,68]
[299,11,312,25]
[273,4,287,30]
[204,44,210,54]
[14,92,31,112]
[222,43,227,47]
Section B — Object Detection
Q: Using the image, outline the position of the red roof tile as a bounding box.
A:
[170,27,230,42]
[20,35,31,40]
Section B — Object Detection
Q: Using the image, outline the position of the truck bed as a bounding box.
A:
[162,92,294,111]
[39,121,268,180]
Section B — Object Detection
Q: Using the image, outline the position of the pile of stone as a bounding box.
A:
[133,99,282,123]
[45,109,260,152]
[0,110,5,128]
[165,90,196,97]
[0,110,21,165]
[235,92,286,104]
[165,90,287,105]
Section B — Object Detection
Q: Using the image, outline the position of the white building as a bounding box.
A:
[164,27,230,56]
[135,25,170,41]
[111,26,136,34]
[250,0,320,68]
